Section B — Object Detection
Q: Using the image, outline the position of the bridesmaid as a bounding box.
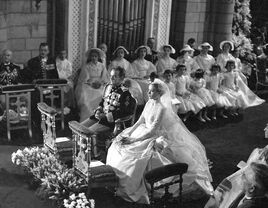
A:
[155,44,177,76]
[131,45,157,79]
[177,45,199,76]
[216,40,235,72]
[108,46,134,78]
[194,42,215,75]
[75,48,108,122]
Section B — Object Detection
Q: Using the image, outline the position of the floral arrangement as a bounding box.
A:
[11,146,89,207]
[63,193,95,208]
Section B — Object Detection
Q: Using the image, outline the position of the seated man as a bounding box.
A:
[22,42,59,83]
[0,49,21,118]
[81,66,133,133]
[236,162,268,208]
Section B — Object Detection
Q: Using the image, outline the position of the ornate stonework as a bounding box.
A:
[153,0,160,42]
[68,0,83,71]
[88,0,97,49]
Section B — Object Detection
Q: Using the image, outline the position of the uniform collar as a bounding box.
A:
[4,62,11,66]
[111,84,122,91]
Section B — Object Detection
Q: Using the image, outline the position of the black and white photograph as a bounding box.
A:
[1,0,268,207]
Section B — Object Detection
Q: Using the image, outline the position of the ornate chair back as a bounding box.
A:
[37,102,72,158]
[37,102,57,152]
[0,84,35,141]
[145,163,188,207]
[69,121,118,192]
[35,79,67,129]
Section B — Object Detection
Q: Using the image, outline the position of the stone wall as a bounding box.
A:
[0,0,47,65]
[169,0,235,55]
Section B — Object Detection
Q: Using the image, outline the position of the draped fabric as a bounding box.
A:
[98,0,146,56]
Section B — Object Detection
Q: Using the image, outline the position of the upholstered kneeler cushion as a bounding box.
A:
[56,137,72,149]
[90,165,118,183]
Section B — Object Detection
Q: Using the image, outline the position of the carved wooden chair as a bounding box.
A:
[145,163,188,207]
[35,79,67,129]
[37,102,72,161]
[113,96,137,135]
[0,84,35,141]
[69,120,118,194]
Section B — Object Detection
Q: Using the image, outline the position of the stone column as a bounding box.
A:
[207,0,235,55]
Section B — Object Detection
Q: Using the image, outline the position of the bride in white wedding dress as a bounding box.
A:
[106,79,213,204]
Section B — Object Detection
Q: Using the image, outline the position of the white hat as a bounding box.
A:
[198,42,213,51]
[180,44,194,53]
[86,48,105,59]
[134,45,150,54]
[113,46,129,55]
[219,40,234,51]
[159,44,176,54]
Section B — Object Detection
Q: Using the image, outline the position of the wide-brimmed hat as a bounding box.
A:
[219,40,234,51]
[198,42,213,51]
[180,44,194,53]
[159,44,176,54]
[113,46,129,55]
[86,48,105,59]
[134,45,150,54]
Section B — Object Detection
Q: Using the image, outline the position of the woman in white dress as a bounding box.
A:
[194,42,215,75]
[216,40,236,72]
[177,45,199,76]
[131,45,157,79]
[108,46,134,78]
[155,44,177,76]
[106,79,213,204]
[217,41,265,108]
[75,48,108,122]
[131,45,157,103]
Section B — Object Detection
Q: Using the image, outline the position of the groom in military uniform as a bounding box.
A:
[82,66,133,133]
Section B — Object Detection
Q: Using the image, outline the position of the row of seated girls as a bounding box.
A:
[75,40,265,122]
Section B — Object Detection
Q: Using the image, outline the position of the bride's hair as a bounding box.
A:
[150,83,164,96]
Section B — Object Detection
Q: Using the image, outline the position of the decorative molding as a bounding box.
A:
[88,0,98,49]
[68,0,83,71]
[152,0,160,43]
[155,0,172,49]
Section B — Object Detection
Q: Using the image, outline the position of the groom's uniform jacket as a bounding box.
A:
[90,83,133,128]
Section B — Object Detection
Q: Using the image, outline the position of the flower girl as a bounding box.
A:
[174,65,206,122]
[206,64,232,119]
[221,60,247,115]
[191,69,215,122]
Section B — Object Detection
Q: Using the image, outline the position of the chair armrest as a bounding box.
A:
[114,115,133,124]
[145,163,188,184]
[37,102,57,115]
[68,121,95,137]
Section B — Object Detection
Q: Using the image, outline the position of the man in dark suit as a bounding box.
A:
[145,37,158,64]
[236,162,268,208]
[81,66,133,157]
[22,42,59,83]
[82,66,132,132]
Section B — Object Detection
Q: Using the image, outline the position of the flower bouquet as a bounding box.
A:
[63,193,95,208]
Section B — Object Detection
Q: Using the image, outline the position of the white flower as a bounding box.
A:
[69,193,76,200]
[11,152,16,163]
[89,199,95,208]
[78,193,86,198]
[15,159,21,166]
[77,199,83,204]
